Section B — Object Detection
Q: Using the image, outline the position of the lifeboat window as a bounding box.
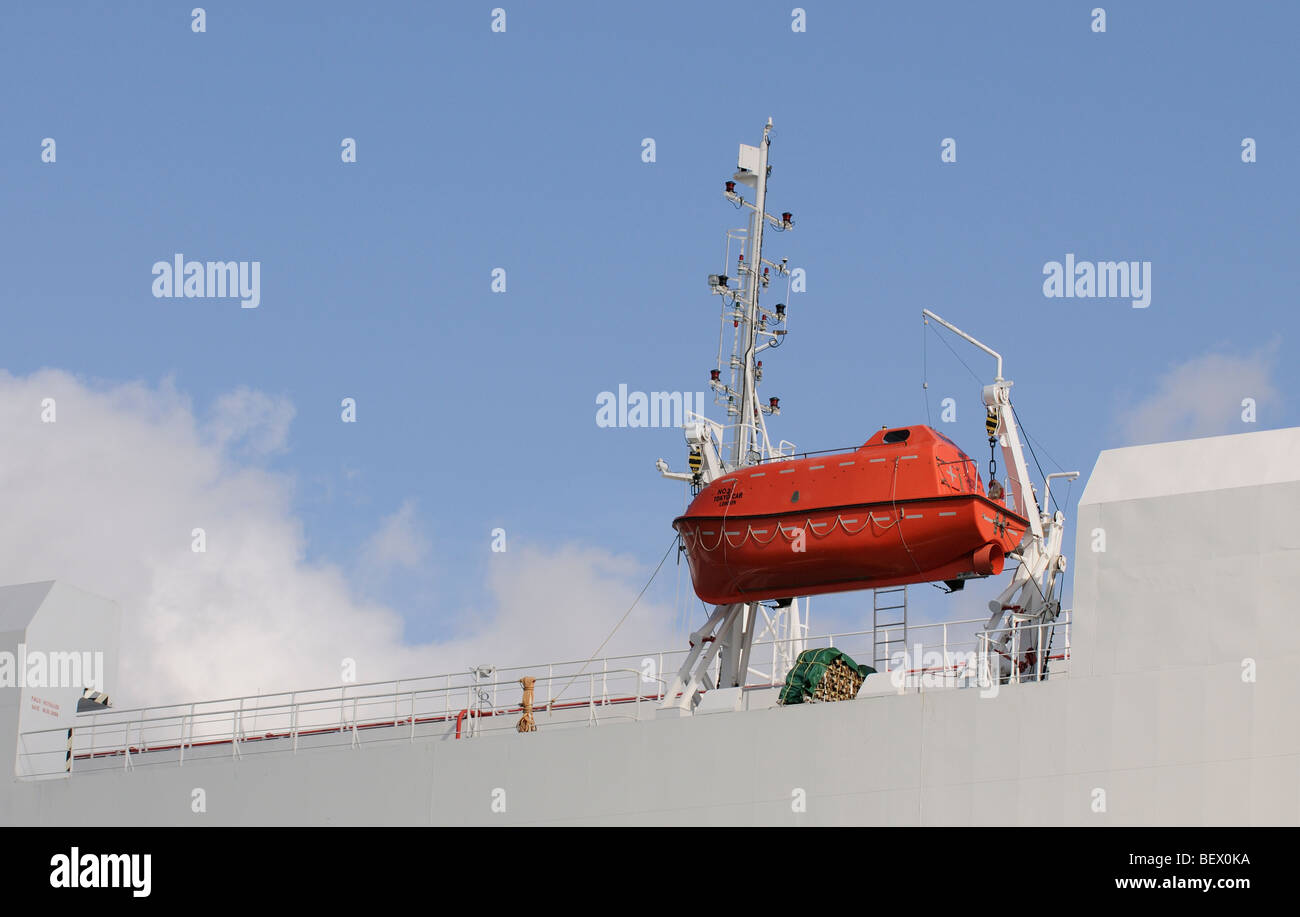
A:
[882,428,910,444]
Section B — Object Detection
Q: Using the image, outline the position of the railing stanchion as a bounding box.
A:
[1037,622,1045,681]
[1065,614,1071,672]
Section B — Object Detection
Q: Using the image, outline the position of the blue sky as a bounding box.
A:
[1,1,1295,666]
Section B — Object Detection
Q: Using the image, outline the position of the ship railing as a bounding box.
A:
[974,617,1071,688]
[684,411,796,467]
[16,666,667,778]
[734,612,1070,694]
[753,444,859,464]
[16,612,1070,778]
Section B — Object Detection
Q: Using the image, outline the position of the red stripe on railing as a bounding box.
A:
[73,692,673,760]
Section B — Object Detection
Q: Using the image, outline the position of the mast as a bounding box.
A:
[659,117,796,483]
[732,120,772,467]
[657,119,804,712]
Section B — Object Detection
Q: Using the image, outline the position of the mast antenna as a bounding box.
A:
[705,118,796,470]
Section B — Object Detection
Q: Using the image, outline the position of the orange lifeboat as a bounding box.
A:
[673,425,1028,604]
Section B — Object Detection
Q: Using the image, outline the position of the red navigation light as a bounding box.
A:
[710,369,721,382]
[775,303,786,317]
[769,397,780,410]
[781,212,792,225]
[725,180,736,194]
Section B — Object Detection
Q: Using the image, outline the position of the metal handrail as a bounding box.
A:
[20,613,1071,779]
[753,444,860,463]
[37,613,1070,731]
[20,668,666,776]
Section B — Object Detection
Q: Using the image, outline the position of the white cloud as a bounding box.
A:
[359,500,430,576]
[0,370,678,708]
[1115,343,1280,446]
[206,385,295,456]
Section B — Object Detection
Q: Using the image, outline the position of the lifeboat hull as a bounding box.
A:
[672,426,1030,605]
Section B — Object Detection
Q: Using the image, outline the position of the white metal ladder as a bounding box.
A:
[872,586,908,671]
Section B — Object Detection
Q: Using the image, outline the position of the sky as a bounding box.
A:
[0,2,1295,706]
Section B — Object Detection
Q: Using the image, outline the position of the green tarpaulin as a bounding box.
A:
[778,647,875,705]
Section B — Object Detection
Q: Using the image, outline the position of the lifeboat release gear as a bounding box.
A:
[673,425,1029,605]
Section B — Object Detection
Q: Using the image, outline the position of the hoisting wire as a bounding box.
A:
[674,526,685,643]
[550,535,678,705]
[927,321,985,386]
[926,320,990,478]
[1014,403,1068,476]
[926,318,1066,516]
[1011,403,1061,515]
[922,319,932,425]
[1009,402,1076,632]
